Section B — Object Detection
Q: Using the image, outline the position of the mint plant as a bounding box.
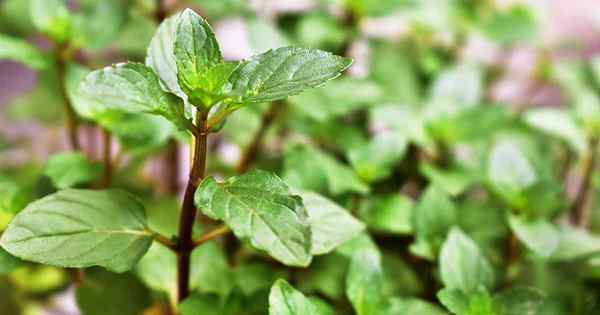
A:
[1,7,355,307]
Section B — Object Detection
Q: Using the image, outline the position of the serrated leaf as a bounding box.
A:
[269,279,322,315]
[297,190,364,255]
[146,13,188,102]
[75,268,151,315]
[359,194,413,235]
[78,62,191,131]
[0,34,49,69]
[44,152,103,189]
[439,228,494,294]
[174,8,222,104]
[227,47,352,105]
[195,170,312,266]
[0,189,153,272]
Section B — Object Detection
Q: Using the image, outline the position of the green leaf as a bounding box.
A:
[478,5,537,45]
[30,0,72,43]
[508,215,559,259]
[359,194,413,235]
[269,279,322,315]
[487,139,537,198]
[0,34,49,69]
[137,242,233,298]
[234,262,287,296]
[195,170,312,266]
[44,152,103,189]
[71,0,128,49]
[78,62,191,131]
[179,294,223,315]
[494,286,546,315]
[524,108,587,155]
[297,253,348,300]
[146,13,188,102]
[420,164,474,197]
[75,268,151,315]
[430,63,483,107]
[0,189,153,272]
[439,228,494,294]
[438,288,497,315]
[0,248,20,275]
[345,237,388,315]
[227,47,352,105]
[348,131,408,183]
[283,143,369,195]
[174,8,223,104]
[412,185,457,258]
[388,297,447,315]
[0,175,29,214]
[296,190,364,255]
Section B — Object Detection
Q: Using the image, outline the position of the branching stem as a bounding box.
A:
[192,225,230,248]
[55,42,80,151]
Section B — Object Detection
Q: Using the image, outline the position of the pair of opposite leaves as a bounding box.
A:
[78,8,353,134]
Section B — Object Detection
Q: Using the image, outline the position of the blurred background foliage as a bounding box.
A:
[2,0,600,314]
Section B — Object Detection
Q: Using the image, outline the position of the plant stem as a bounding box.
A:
[235,101,282,173]
[55,42,80,151]
[176,111,208,302]
[192,224,230,248]
[100,128,112,188]
[165,139,181,193]
[570,137,599,227]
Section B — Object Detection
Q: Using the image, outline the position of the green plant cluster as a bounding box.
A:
[1,1,600,315]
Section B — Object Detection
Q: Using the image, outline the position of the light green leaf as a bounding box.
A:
[420,164,474,197]
[508,215,559,259]
[0,248,20,275]
[227,47,352,105]
[348,131,407,183]
[44,152,103,189]
[487,139,537,193]
[174,8,223,104]
[439,228,494,294]
[0,34,49,69]
[346,243,388,315]
[359,194,413,235]
[524,108,587,155]
[0,175,28,214]
[437,288,496,315]
[78,62,191,131]
[430,63,482,107]
[296,190,364,255]
[248,18,290,54]
[478,5,537,45]
[551,226,600,261]
[30,0,72,43]
[72,0,128,49]
[269,279,321,315]
[75,268,151,315]
[309,297,336,315]
[283,143,369,195]
[388,297,447,315]
[195,170,312,267]
[0,189,153,272]
[412,185,457,257]
[146,13,188,102]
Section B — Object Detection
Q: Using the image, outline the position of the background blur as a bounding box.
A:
[3,0,600,314]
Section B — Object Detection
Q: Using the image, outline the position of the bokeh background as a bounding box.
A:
[3,0,600,314]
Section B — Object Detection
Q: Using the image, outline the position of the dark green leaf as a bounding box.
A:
[0,189,153,272]
[359,194,413,235]
[75,268,151,315]
[0,248,20,275]
[195,170,312,266]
